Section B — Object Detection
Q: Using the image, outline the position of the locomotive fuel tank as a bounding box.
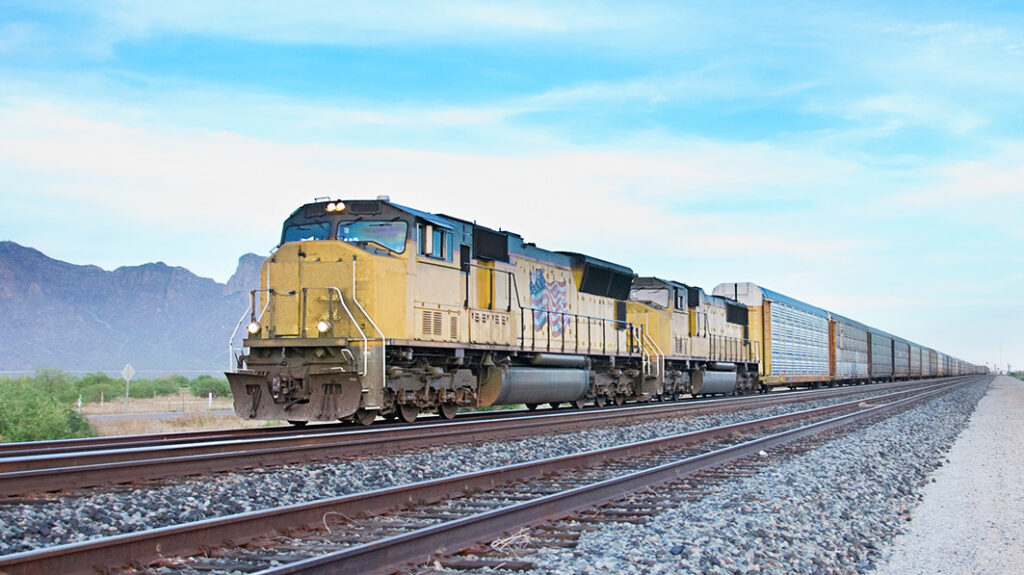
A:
[479,366,590,406]
[691,363,739,395]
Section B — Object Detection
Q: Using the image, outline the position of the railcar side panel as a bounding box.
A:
[833,316,869,381]
[910,345,922,378]
[893,340,910,378]
[869,331,893,380]
[769,300,829,380]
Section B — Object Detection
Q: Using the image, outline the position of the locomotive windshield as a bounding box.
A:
[338,221,408,253]
[282,222,330,243]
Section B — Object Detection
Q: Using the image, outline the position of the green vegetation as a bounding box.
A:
[188,375,232,398]
[0,369,235,443]
[0,376,94,443]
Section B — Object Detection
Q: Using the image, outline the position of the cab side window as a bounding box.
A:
[417,223,453,261]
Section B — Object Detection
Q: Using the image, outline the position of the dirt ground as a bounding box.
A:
[875,375,1024,574]
[79,391,235,415]
[78,393,279,436]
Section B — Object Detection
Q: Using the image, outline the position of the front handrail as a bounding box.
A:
[351,257,386,400]
[229,289,274,371]
[228,304,252,371]
[302,286,369,376]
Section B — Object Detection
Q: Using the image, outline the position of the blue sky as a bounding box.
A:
[1,1,1021,370]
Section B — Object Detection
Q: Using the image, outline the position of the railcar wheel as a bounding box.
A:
[525,403,538,411]
[397,405,419,423]
[613,394,626,406]
[572,398,586,410]
[438,403,459,420]
[549,402,561,410]
[287,420,307,427]
[353,409,377,427]
[595,396,607,407]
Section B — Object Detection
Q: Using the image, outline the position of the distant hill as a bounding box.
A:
[0,241,264,374]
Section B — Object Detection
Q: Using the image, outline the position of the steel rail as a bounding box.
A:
[0,377,964,460]
[264,379,969,575]
[0,377,976,575]
[0,378,965,498]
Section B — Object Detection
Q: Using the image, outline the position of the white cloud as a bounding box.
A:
[0,99,862,278]
[848,93,986,134]
[895,144,1024,227]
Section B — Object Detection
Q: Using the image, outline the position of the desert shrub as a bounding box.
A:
[188,375,231,398]
[33,368,77,403]
[157,374,190,390]
[0,379,95,442]
[75,372,125,404]
[129,377,180,398]
[127,378,160,399]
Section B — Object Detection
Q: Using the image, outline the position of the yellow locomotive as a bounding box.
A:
[228,198,758,424]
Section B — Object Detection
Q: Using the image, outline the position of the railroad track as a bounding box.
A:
[0,377,955,460]
[0,376,976,575]
[0,379,958,498]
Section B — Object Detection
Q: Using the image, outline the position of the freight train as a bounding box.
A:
[227,198,983,425]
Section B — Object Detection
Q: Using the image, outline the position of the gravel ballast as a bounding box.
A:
[517,377,990,575]
[874,375,1024,575]
[0,386,921,556]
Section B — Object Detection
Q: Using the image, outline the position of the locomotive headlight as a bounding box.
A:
[316,320,332,334]
[325,201,346,213]
[247,321,261,335]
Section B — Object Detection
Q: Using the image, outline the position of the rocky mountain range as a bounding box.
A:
[0,241,264,375]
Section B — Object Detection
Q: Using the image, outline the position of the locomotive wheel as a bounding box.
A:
[525,403,538,411]
[353,409,377,427]
[397,405,419,423]
[571,398,586,410]
[287,420,307,427]
[613,394,626,406]
[438,403,459,420]
[595,396,607,407]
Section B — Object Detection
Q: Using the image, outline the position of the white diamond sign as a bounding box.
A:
[122,364,135,404]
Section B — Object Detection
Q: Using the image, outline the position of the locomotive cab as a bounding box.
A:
[230,198,418,424]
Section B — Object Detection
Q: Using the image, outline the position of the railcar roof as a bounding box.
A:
[751,285,830,319]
